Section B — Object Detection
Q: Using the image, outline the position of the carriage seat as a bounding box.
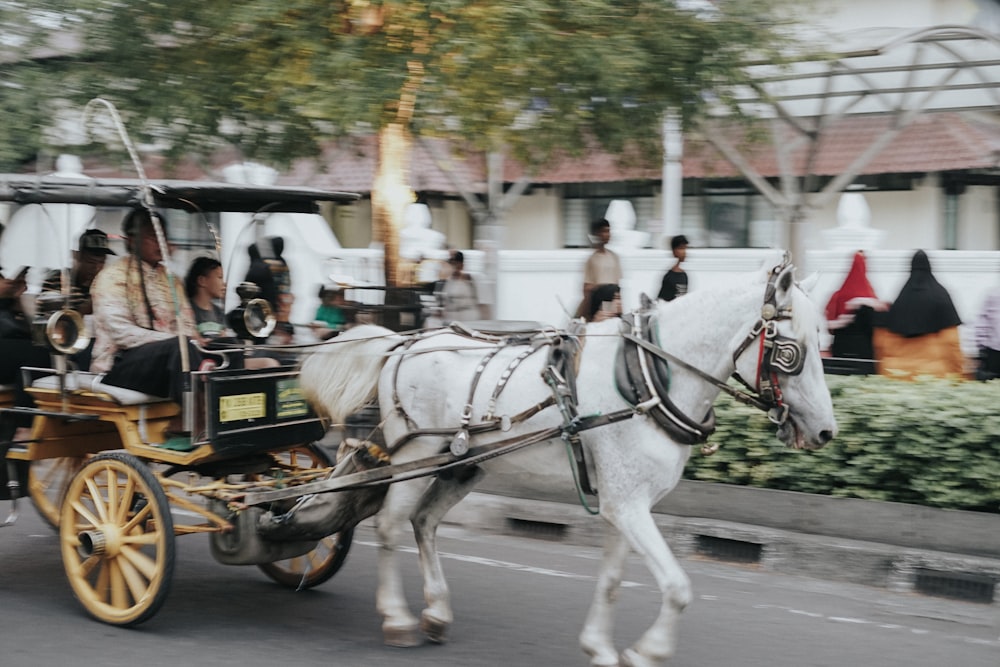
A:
[31,372,171,406]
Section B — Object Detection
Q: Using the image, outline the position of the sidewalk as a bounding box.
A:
[441,485,1000,605]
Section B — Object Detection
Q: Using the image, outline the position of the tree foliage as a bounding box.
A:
[1,0,801,169]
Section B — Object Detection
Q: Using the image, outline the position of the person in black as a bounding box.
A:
[658,234,689,302]
[244,236,293,342]
[0,267,53,416]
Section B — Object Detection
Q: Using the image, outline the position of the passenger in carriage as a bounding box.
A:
[184,256,279,369]
[0,265,52,415]
[40,228,117,370]
[91,208,243,437]
[244,236,295,343]
[584,283,622,323]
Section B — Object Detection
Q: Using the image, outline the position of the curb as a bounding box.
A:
[443,491,1000,605]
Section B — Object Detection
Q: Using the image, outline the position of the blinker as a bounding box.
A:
[768,336,805,376]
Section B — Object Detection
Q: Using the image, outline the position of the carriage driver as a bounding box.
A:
[90,207,240,442]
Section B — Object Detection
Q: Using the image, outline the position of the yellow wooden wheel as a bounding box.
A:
[30,456,88,529]
[60,452,175,626]
[256,445,353,589]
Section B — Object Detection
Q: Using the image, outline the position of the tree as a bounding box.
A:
[5,1,799,284]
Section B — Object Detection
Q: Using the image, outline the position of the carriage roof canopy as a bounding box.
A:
[0,175,359,213]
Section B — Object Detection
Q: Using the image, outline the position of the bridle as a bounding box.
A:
[623,258,806,430]
[729,261,806,426]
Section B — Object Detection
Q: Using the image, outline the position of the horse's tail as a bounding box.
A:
[299,324,401,424]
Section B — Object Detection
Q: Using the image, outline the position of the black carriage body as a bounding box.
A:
[197,366,326,456]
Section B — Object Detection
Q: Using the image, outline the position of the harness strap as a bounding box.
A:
[386,396,557,454]
[485,343,545,420]
[624,333,771,413]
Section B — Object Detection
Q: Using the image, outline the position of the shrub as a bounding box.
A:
[683,375,1000,513]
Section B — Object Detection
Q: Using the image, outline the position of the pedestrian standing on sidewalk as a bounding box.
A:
[657,234,689,302]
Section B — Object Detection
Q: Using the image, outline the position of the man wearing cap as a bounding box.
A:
[657,234,689,302]
[42,228,116,316]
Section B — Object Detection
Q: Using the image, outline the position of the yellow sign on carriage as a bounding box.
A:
[218,392,267,422]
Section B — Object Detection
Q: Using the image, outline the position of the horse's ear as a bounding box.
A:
[774,265,796,307]
[799,272,819,294]
[639,292,654,310]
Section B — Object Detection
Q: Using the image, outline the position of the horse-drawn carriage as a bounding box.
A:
[0,173,365,626]
[0,108,839,667]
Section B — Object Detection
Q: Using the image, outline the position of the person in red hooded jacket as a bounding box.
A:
[825,250,887,373]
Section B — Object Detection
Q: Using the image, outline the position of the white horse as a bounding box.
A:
[298,259,836,666]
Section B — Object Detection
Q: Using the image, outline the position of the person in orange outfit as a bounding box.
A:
[872,250,965,379]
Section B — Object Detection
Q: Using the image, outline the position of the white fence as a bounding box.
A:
[313,247,1000,356]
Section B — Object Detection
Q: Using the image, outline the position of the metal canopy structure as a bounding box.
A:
[697,25,1000,265]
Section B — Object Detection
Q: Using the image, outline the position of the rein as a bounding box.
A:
[339,260,807,507]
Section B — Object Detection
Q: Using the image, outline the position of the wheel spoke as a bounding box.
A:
[121,501,153,533]
[121,531,160,547]
[119,544,159,580]
[79,553,101,578]
[109,560,129,609]
[95,559,111,603]
[117,554,150,603]
[84,477,110,523]
[68,499,101,528]
[116,477,136,524]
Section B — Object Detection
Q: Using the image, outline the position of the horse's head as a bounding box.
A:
[732,261,837,450]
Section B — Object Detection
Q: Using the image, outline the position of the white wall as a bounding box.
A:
[501,189,562,250]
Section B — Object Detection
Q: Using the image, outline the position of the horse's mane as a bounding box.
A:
[789,283,823,342]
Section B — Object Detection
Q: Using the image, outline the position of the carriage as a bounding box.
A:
[0,116,839,666]
[0,172,371,626]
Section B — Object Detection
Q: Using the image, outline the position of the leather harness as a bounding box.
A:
[377,259,806,498]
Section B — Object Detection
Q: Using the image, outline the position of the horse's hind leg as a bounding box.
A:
[580,526,631,667]
[609,507,692,667]
[410,465,485,644]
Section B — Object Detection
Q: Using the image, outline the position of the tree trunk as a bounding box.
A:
[371,123,415,287]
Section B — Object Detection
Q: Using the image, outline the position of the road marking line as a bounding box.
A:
[356,539,644,587]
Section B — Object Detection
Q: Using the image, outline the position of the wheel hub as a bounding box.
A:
[78,525,122,558]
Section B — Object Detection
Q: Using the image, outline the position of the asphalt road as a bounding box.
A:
[1,508,997,667]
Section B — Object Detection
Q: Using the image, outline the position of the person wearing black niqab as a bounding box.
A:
[873,250,965,379]
[881,250,961,337]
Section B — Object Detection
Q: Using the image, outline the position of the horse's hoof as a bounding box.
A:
[383,624,423,648]
[420,611,450,644]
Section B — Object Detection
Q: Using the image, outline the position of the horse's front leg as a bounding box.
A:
[375,481,424,647]
[608,506,692,667]
[580,524,631,667]
[410,465,485,644]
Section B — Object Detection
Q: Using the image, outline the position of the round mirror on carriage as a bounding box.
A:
[31,292,90,355]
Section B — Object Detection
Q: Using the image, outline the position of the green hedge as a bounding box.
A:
[683,375,1000,513]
